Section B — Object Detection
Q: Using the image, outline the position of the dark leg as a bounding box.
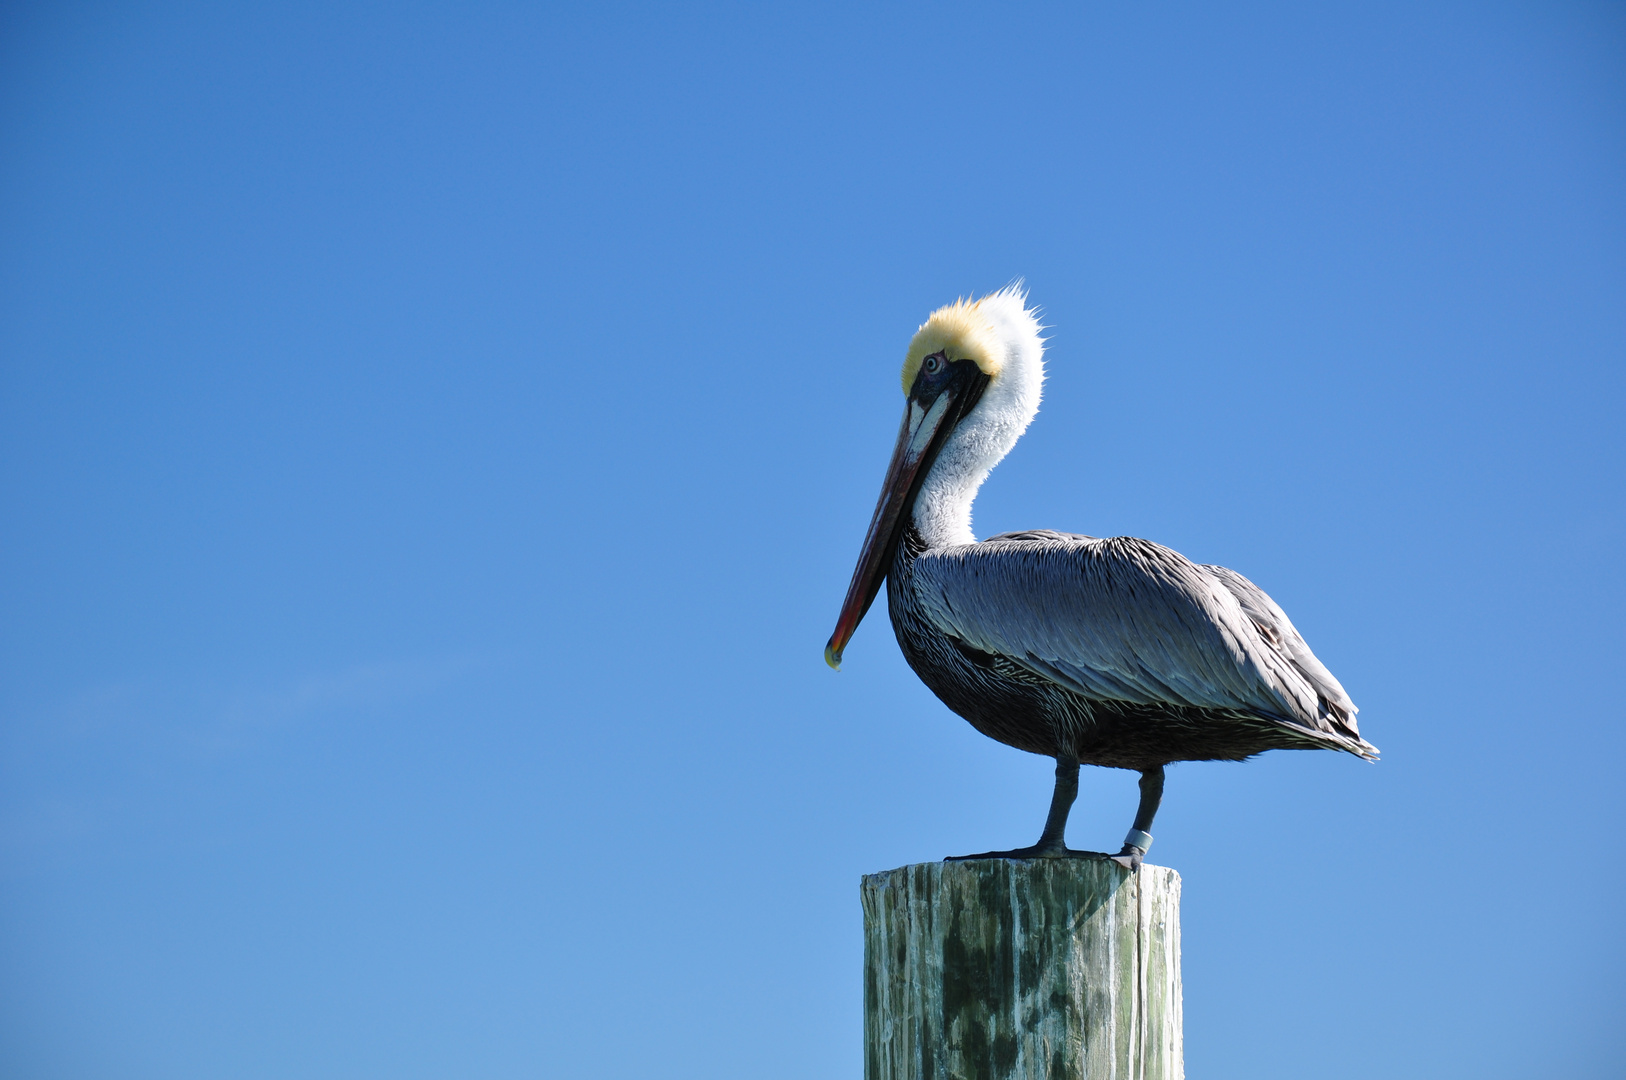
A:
[948,755,1106,861]
[1033,755,1079,854]
[1110,766,1165,871]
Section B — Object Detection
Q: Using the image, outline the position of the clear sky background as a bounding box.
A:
[2,3,1622,1078]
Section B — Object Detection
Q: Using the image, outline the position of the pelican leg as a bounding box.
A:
[948,754,1106,861]
[1033,755,1080,854]
[1110,766,1165,871]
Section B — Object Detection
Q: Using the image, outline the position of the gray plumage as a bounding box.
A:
[889,528,1375,771]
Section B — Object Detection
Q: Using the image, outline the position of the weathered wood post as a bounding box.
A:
[862,858,1182,1080]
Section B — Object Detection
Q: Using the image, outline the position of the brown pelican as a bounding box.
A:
[826,287,1375,869]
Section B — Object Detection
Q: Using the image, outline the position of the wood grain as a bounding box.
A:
[862,859,1181,1080]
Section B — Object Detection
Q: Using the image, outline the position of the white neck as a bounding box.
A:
[910,291,1045,550]
[912,445,990,548]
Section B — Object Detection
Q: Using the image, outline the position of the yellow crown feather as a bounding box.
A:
[900,294,1005,394]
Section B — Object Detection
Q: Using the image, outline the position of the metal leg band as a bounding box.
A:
[1123,829,1154,852]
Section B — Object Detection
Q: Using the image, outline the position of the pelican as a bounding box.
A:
[825,286,1375,869]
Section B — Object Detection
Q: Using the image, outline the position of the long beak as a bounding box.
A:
[824,390,963,670]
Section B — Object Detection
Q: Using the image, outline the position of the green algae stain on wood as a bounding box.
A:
[862,859,1182,1080]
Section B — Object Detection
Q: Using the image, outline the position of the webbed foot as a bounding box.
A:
[947,842,1109,862]
[1109,844,1146,871]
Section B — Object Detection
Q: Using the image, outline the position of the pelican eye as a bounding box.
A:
[923,355,944,376]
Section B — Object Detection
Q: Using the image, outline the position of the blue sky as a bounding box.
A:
[1,3,1622,1078]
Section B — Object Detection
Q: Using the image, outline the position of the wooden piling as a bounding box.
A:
[862,859,1182,1080]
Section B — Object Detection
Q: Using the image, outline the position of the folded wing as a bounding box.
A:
[909,531,1374,757]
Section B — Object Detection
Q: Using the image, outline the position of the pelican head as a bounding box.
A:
[826,285,1045,669]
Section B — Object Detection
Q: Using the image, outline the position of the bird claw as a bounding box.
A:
[1109,845,1147,871]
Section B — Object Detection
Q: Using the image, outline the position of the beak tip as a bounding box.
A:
[824,642,843,670]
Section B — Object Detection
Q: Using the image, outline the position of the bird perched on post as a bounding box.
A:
[825,286,1375,869]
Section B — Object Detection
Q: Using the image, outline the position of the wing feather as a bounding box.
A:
[911,533,1365,752]
[1200,563,1367,743]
